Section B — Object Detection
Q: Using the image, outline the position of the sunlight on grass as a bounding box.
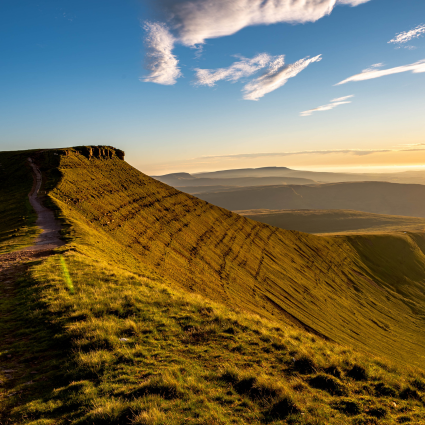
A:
[60,255,74,294]
[1,251,422,424]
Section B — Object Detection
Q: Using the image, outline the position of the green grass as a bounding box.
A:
[236,209,425,235]
[0,150,41,253]
[2,252,425,424]
[2,146,425,423]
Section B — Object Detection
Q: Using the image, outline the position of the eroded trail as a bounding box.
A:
[27,158,63,249]
[0,158,64,280]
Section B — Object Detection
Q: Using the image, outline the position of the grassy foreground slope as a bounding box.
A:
[3,252,425,425]
[236,209,425,235]
[1,146,425,424]
[31,146,425,367]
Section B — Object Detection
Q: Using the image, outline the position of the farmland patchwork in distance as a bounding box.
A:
[1,146,425,424]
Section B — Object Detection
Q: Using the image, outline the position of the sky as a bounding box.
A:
[0,0,425,175]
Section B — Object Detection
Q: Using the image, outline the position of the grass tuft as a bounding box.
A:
[308,373,347,396]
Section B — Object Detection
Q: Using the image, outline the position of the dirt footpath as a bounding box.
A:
[27,158,63,249]
[0,158,64,274]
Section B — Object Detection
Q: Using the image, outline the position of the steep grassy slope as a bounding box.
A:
[198,182,425,217]
[0,150,40,253]
[3,251,425,425]
[24,146,425,368]
[237,209,425,235]
[2,146,425,424]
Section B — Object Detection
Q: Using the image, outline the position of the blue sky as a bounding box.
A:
[1,0,425,174]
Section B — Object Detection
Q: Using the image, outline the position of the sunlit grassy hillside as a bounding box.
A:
[27,146,425,368]
[3,252,425,424]
[236,209,425,235]
[2,146,425,424]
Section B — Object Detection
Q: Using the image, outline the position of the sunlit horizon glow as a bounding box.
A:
[131,147,425,176]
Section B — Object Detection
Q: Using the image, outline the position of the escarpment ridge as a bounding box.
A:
[6,145,421,367]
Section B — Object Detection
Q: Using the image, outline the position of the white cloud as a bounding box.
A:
[194,53,322,100]
[195,148,394,161]
[361,63,384,73]
[142,0,370,85]
[243,55,322,101]
[142,22,181,85]
[300,101,351,116]
[331,94,355,102]
[389,24,425,46]
[151,0,372,46]
[336,59,425,85]
[194,53,272,87]
[337,0,370,5]
[301,95,353,116]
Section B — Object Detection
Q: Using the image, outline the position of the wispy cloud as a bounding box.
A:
[142,0,370,85]
[301,95,354,116]
[389,24,425,48]
[243,55,322,101]
[194,53,272,87]
[194,53,322,100]
[399,143,425,147]
[151,0,372,47]
[361,63,384,73]
[331,95,355,102]
[195,148,399,161]
[142,22,181,85]
[337,0,371,5]
[336,59,425,85]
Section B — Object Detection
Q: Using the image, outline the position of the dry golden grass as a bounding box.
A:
[1,146,425,424]
[39,147,425,367]
[236,209,425,235]
[3,252,425,424]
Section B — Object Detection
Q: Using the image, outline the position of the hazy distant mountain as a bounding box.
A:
[194,166,385,182]
[198,181,425,217]
[154,167,425,193]
[153,173,317,188]
[194,167,293,178]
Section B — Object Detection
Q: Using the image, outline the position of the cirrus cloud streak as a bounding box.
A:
[193,53,273,87]
[389,24,425,46]
[336,60,425,85]
[194,148,399,161]
[301,95,354,116]
[243,55,322,100]
[194,53,322,100]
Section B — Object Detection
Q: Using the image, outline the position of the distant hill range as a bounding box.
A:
[197,181,425,217]
[152,171,317,191]
[153,166,425,195]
